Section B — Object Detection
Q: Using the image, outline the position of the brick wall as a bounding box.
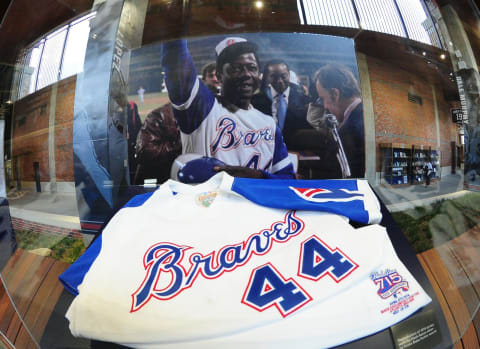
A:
[367,56,458,172]
[11,217,82,239]
[12,75,76,184]
[54,76,76,181]
[12,85,51,182]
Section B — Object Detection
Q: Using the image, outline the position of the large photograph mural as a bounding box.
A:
[125,32,365,185]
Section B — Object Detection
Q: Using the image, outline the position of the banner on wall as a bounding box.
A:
[451,108,464,124]
[126,32,365,185]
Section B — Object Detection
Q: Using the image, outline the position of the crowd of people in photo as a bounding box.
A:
[127,36,365,185]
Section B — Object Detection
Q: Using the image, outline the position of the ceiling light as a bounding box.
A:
[422,51,426,56]
[255,1,263,9]
[440,54,446,60]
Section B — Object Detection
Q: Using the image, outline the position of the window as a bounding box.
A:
[37,26,68,90]
[298,0,442,48]
[18,41,43,99]
[61,13,95,79]
[354,0,406,37]
[13,12,95,101]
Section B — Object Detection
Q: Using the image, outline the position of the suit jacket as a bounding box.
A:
[321,103,365,179]
[252,83,311,142]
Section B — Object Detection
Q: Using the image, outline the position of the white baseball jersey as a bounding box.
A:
[179,99,290,174]
[162,40,294,179]
[62,173,431,348]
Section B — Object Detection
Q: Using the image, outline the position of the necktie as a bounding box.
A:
[276,94,287,131]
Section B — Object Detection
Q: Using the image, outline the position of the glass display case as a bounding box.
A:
[430,149,441,180]
[1,0,480,348]
[380,143,411,185]
[411,145,429,184]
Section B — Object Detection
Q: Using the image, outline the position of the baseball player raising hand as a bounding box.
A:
[162,37,295,179]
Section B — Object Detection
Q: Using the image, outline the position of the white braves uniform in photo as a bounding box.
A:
[162,40,294,179]
[61,173,431,348]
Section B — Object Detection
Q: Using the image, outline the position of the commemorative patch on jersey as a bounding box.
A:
[372,269,419,316]
[289,187,364,203]
[196,191,218,207]
[371,269,409,299]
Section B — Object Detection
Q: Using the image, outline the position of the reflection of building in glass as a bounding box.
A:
[422,17,443,49]
[12,12,95,101]
[11,76,77,193]
[5,4,463,190]
[1,1,480,348]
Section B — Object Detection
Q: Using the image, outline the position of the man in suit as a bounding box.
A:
[252,60,312,148]
[313,64,365,178]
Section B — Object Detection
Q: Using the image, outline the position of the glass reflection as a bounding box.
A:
[60,15,94,80]
[19,42,44,99]
[0,0,479,348]
[36,27,68,91]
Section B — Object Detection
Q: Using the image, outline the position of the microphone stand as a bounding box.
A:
[325,114,351,178]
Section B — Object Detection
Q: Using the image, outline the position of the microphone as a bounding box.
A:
[325,114,351,178]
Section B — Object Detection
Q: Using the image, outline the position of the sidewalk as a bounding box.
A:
[6,190,80,230]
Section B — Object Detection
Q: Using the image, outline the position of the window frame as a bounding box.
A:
[13,11,96,101]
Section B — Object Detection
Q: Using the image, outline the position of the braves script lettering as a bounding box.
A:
[131,211,304,312]
[210,117,273,155]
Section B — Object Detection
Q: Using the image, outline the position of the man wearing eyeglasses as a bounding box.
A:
[162,37,295,179]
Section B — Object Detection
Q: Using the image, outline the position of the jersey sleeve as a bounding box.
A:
[58,191,157,296]
[58,235,103,296]
[161,40,215,134]
[262,125,295,179]
[231,176,382,224]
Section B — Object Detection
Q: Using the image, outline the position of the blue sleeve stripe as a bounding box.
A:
[174,84,215,134]
[271,157,292,173]
[162,40,215,134]
[123,191,155,208]
[262,164,295,179]
[171,78,199,111]
[269,125,294,178]
[272,126,289,165]
[161,40,197,106]
[231,178,373,224]
[58,191,157,295]
[58,235,103,296]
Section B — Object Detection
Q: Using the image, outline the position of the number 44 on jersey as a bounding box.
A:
[242,235,359,317]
